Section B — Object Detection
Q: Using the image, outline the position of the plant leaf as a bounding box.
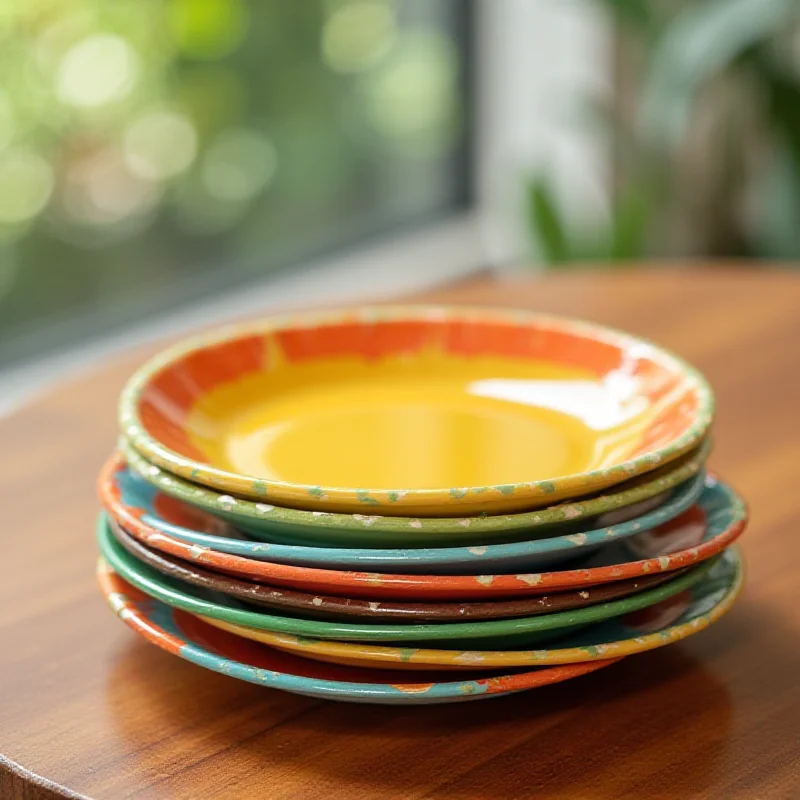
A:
[609,179,655,260]
[639,0,798,150]
[526,179,571,264]
[593,0,660,36]
[764,66,800,158]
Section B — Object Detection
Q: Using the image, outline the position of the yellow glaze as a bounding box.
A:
[186,352,652,491]
[197,617,482,670]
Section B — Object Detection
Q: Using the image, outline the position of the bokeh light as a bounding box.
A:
[201,128,277,202]
[322,0,396,73]
[168,0,248,60]
[0,3,21,37]
[0,1,466,363]
[124,110,198,181]
[63,148,159,227]
[0,149,53,225]
[363,31,458,155]
[35,13,93,73]
[56,34,139,108]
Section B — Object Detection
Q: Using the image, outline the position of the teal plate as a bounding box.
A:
[108,455,706,574]
[96,547,742,702]
[98,557,620,704]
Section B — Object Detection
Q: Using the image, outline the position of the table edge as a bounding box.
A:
[0,755,93,800]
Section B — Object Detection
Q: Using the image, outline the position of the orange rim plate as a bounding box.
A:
[97,560,620,704]
[197,547,743,671]
[120,306,713,515]
[103,474,746,601]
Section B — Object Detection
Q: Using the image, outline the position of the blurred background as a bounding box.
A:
[1,0,798,412]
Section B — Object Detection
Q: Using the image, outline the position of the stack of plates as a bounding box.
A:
[98,306,747,704]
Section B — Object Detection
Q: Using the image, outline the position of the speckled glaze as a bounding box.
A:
[108,519,688,622]
[98,514,717,648]
[105,453,706,574]
[119,306,713,515]
[97,560,619,704]
[101,474,747,601]
[118,438,711,548]
[207,547,743,671]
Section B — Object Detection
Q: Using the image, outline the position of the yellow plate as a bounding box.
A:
[121,306,713,515]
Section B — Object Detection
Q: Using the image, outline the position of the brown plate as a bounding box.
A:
[108,519,687,623]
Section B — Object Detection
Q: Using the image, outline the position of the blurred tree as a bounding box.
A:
[0,0,466,365]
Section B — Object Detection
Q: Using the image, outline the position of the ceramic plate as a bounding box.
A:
[106,453,705,574]
[119,306,713,515]
[108,519,688,622]
[205,548,743,671]
[98,560,619,704]
[116,438,710,547]
[103,475,747,601]
[97,516,716,648]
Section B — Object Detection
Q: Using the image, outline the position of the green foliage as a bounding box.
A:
[608,177,655,260]
[528,0,800,266]
[526,180,569,264]
[639,0,797,149]
[527,175,656,265]
[600,0,659,36]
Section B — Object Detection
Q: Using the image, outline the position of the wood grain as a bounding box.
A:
[1,266,799,800]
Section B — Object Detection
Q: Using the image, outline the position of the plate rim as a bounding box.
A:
[96,514,723,643]
[113,437,712,543]
[118,305,714,513]
[105,454,708,570]
[107,518,692,622]
[98,476,748,601]
[97,558,620,701]
[199,546,744,669]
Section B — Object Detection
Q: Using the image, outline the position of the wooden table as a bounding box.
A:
[2,267,799,800]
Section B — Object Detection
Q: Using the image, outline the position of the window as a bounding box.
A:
[0,0,473,367]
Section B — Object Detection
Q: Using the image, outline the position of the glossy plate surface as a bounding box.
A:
[120,306,713,515]
[117,439,710,547]
[98,560,618,704]
[108,519,689,622]
[102,475,747,601]
[98,515,716,648]
[206,547,743,670]
[106,453,705,574]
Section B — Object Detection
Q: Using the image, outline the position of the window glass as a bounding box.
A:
[0,0,471,366]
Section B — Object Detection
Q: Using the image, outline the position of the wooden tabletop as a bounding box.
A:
[2,267,799,800]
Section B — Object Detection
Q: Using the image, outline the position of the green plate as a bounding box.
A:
[98,513,718,649]
[120,436,711,548]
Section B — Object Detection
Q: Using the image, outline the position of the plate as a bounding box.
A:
[106,453,705,574]
[108,519,688,622]
[204,547,743,670]
[97,560,619,704]
[119,306,713,515]
[97,515,717,648]
[103,475,747,601]
[117,438,710,547]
